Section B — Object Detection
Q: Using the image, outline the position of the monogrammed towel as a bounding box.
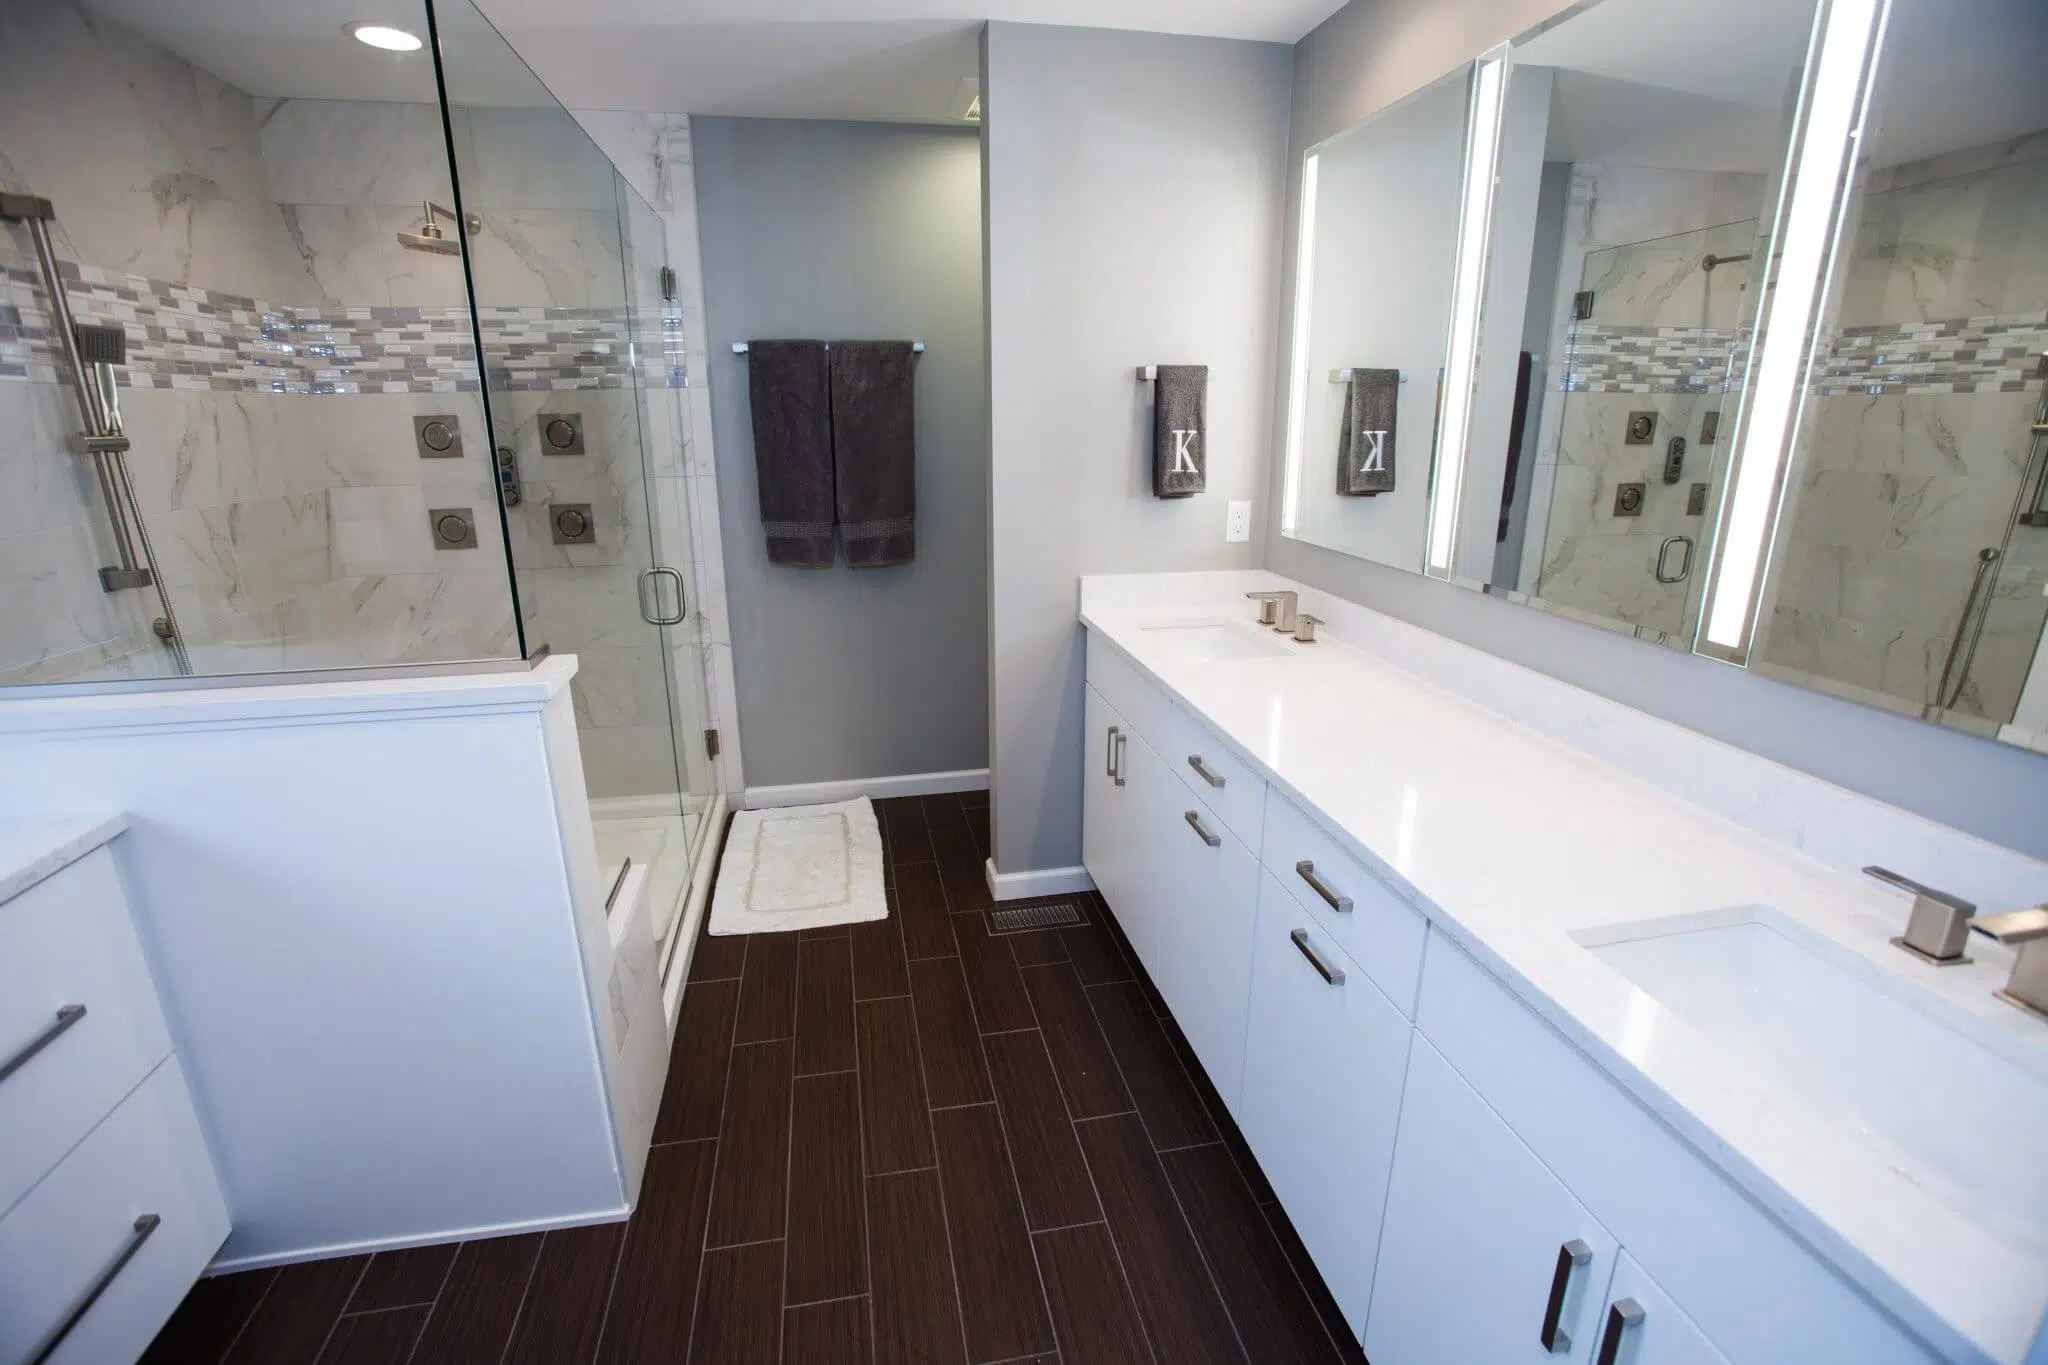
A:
[1339,368,1398,496]
[1152,364,1207,498]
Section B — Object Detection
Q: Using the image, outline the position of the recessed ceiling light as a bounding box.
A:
[346,22,423,52]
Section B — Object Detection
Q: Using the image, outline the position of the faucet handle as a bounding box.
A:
[1293,614,1323,644]
[1970,906,2048,1023]
[1971,906,2048,945]
[1246,591,1282,626]
[1863,866,1976,965]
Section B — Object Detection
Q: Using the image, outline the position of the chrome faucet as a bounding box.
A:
[1247,590,1299,633]
[1971,907,2048,1021]
[1863,866,1976,964]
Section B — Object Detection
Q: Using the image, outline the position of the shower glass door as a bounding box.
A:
[435,0,716,965]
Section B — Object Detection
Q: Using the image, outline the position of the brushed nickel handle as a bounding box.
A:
[1539,1240,1592,1353]
[1289,928,1345,985]
[1187,754,1225,788]
[29,1213,160,1365]
[1594,1298,1644,1365]
[1115,732,1127,787]
[1183,810,1221,847]
[1106,726,1120,780]
[0,1005,86,1087]
[1294,861,1353,914]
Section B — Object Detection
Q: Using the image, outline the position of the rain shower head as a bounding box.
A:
[397,201,479,256]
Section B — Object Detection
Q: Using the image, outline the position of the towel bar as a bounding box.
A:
[1329,369,1409,383]
[732,341,925,354]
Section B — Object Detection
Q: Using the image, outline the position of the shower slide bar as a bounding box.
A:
[1,191,190,674]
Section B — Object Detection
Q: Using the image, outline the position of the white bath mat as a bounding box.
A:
[710,797,887,936]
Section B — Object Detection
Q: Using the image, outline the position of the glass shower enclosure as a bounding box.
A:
[0,0,718,972]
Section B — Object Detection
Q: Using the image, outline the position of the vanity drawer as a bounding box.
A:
[1165,705,1265,851]
[1418,939,1940,1365]
[1086,630,1175,748]
[1261,793,1427,1017]
[0,846,174,1216]
[0,1057,229,1365]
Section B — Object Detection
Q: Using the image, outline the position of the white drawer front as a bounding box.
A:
[1085,631,1175,750]
[0,847,173,1216]
[1418,940,1941,1365]
[1165,705,1266,852]
[1261,793,1427,1016]
[0,1058,229,1365]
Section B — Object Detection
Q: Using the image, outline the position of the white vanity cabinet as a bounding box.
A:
[1237,873,1411,1338]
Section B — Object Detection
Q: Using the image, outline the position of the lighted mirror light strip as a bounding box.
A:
[1425,52,1507,577]
[1279,152,1321,538]
[1700,0,1888,656]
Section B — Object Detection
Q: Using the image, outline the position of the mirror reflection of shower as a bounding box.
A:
[396,201,482,256]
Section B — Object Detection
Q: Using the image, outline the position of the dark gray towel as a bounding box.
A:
[831,340,917,568]
[1152,364,1207,498]
[748,340,835,567]
[1338,368,1399,496]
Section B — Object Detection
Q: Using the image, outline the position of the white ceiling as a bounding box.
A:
[77,0,1348,120]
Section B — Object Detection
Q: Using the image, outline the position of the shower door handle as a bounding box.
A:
[639,567,686,626]
[1655,536,1694,584]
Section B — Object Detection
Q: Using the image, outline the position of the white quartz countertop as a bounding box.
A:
[1081,579,2048,1365]
[0,812,128,904]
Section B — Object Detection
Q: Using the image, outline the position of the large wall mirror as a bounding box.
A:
[1279,0,2048,758]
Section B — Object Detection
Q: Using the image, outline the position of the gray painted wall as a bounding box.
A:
[695,117,988,789]
[1266,0,2048,859]
[984,23,1294,876]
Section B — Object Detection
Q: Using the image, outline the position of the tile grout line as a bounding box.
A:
[209,1269,279,1365]
[777,926,801,1365]
[586,1184,635,1364]
[304,1256,372,1365]
[682,941,747,1365]
[492,1229,550,1365]
[847,922,879,1365]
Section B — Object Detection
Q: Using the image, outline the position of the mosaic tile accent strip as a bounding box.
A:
[0,260,667,394]
[1560,323,1743,395]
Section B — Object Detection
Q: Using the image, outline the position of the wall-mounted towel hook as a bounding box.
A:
[733,341,926,354]
[1330,369,1409,384]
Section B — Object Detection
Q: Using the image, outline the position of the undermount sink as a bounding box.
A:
[1576,906,2048,1256]
[1138,620,1294,662]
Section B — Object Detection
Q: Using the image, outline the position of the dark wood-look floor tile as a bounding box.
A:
[918,793,975,860]
[1162,1021,1277,1206]
[984,1031,1100,1230]
[909,957,993,1108]
[1090,898,1166,1015]
[784,1297,872,1365]
[922,797,992,914]
[962,802,991,863]
[222,1255,368,1365]
[952,914,1034,1034]
[1163,1144,1339,1365]
[857,996,936,1175]
[691,912,749,983]
[797,935,858,1075]
[1264,1201,1369,1364]
[867,1170,965,1365]
[1020,962,1132,1120]
[504,1221,627,1365]
[875,796,933,866]
[1035,1222,1155,1365]
[1087,982,1217,1151]
[892,863,958,961]
[1075,1116,1243,1365]
[709,1038,795,1246]
[851,912,912,1001]
[1059,914,1135,988]
[409,1234,545,1365]
[656,977,742,1144]
[1006,929,1069,967]
[788,1072,868,1305]
[141,1268,276,1365]
[800,923,854,940]
[931,1105,1055,1362]
[737,931,801,1044]
[344,1243,456,1314]
[316,1305,429,1364]
[599,1139,719,1365]
[691,1240,784,1365]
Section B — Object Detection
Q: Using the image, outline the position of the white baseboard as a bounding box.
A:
[744,768,989,809]
[206,1203,630,1274]
[985,857,1096,902]
[589,793,700,821]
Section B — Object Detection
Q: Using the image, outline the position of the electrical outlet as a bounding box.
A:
[1225,500,1253,543]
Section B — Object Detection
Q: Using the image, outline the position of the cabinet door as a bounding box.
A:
[1081,684,1140,918]
[1239,873,1412,1341]
[1586,1252,1731,1365]
[1140,762,1260,1111]
[1366,1035,1617,1365]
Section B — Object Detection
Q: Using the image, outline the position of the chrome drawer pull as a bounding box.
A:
[1289,929,1345,985]
[1539,1239,1593,1353]
[1594,1298,1644,1365]
[1186,754,1226,788]
[0,1004,86,1087]
[1183,810,1221,847]
[1294,861,1353,914]
[29,1213,160,1365]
